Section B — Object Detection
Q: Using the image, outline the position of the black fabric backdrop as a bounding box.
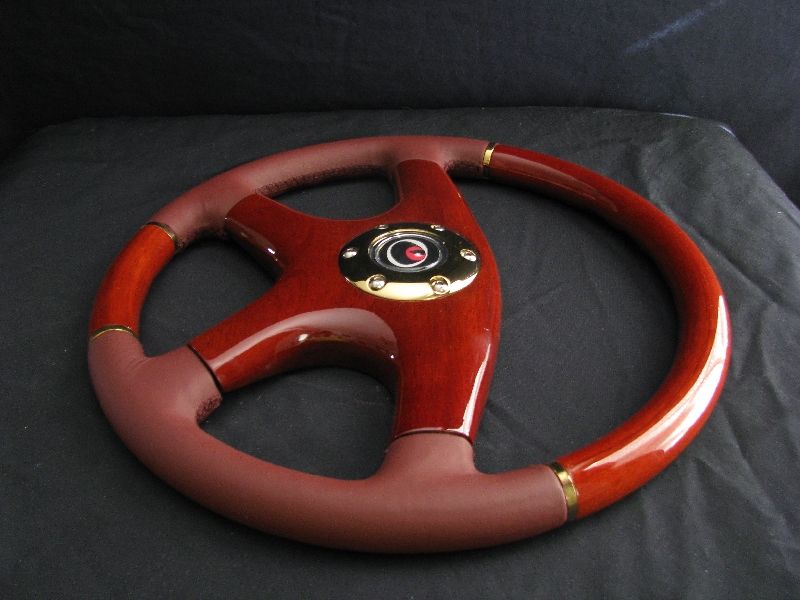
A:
[1,1,799,205]
[1,107,798,597]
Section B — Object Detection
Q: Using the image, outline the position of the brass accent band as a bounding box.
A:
[145,221,179,250]
[482,141,497,176]
[89,324,137,341]
[549,462,579,521]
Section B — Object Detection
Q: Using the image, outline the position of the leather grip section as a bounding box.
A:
[89,332,567,552]
[149,136,487,246]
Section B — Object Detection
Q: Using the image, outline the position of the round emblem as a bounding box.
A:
[372,232,446,273]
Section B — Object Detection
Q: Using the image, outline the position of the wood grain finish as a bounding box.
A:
[189,159,502,441]
[487,144,731,517]
[89,224,175,335]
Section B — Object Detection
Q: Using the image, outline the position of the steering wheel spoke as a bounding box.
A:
[189,273,400,392]
[389,313,500,440]
[382,159,478,227]
[225,192,343,274]
[189,274,318,390]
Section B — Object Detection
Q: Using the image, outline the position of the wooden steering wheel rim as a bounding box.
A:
[88,136,730,552]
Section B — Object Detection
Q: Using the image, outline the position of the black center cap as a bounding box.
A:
[371,231,446,273]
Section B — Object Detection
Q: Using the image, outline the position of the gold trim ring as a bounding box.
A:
[89,324,136,341]
[482,142,497,176]
[145,221,180,250]
[549,462,579,521]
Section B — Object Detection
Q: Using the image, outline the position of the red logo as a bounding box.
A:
[405,245,427,262]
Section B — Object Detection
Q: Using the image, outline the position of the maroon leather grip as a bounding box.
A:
[88,331,567,552]
[150,136,487,246]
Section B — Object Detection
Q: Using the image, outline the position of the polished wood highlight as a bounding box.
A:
[487,144,731,517]
[89,224,175,336]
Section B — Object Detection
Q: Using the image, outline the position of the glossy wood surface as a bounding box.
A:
[89,225,175,335]
[488,145,731,517]
[189,159,502,441]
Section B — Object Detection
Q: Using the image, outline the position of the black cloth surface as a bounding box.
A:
[1,2,799,205]
[1,107,798,598]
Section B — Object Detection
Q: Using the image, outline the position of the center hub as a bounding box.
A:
[372,230,446,273]
[339,223,480,301]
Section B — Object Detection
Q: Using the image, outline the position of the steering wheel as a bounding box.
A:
[88,136,730,552]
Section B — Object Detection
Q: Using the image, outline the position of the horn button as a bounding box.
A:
[339,223,481,300]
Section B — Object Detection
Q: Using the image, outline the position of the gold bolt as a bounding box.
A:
[460,248,477,262]
[368,274,387,290]
[429,276,450,294]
